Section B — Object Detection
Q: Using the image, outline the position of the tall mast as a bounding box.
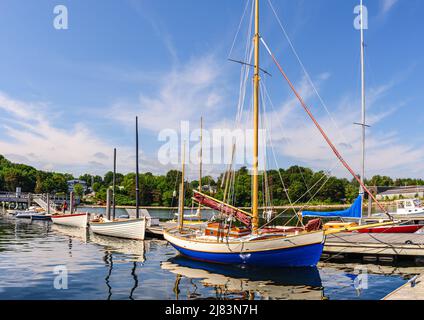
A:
[135,116,140,219]
[360,0,366,193]
[178,142,186,231]
[112,148,116,220]
[197,117,203,217]
[252,0,260,233]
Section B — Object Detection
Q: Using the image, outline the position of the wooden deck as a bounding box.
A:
[325,232,424,258]
[146,222,177,238]
[383,274,424,300]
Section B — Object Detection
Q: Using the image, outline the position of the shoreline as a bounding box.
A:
[78,203,380,210]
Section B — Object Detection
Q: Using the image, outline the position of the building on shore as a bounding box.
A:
[376,186,424,200]
[67,180,88,193]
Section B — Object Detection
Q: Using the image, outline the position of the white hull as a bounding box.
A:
[51,213,88,228]
[15,211,39,218]
[90,219,146,240]
[164,228,324,254]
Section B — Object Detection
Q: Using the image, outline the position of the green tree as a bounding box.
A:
[73,184,84,199]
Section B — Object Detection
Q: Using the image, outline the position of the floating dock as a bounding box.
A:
[146,222,177,238]
[324,232,424,261]
[383,274,424,300]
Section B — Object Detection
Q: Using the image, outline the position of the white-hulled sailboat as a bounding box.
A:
[301,0,421,234]
[164,0,396,267]
[90,118,146,240]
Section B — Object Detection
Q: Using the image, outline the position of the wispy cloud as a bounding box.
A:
[0,92,135,176]
[264,73,424,178]
[380,0,399,16]
[108,55,228,133]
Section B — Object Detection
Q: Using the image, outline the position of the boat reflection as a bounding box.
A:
[101,248,143,300]
[89,233,147,263]
[161,256,325,300]
[50,224,88,243]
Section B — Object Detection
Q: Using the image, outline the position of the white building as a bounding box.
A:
[67,180,88,193]
[376,186,424,200]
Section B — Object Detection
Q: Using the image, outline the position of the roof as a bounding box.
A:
[378,186,424,196]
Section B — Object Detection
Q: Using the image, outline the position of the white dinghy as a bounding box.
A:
[51,212,89,228]
[90,117,147,241]
[90,218,146,240]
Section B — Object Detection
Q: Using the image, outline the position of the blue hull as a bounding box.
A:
[170,243,324,268]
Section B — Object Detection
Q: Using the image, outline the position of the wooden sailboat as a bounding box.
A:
[90,118,146,240]
[303,0,421,234]
[173,117,204,224]
[164,0,326,268]
[164,0,398,267]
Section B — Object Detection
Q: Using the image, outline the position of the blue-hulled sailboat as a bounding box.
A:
[164,0,395,267]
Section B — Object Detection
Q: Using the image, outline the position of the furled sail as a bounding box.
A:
[192,190,252,227]
[302,195,363,219]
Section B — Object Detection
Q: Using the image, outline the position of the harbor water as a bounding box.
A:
[0,211,420,300]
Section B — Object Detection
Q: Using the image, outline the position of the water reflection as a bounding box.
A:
[49,224,88,243]
[89,233,147,263]
[129,262,139,300]
[162,256,324,300]
[104,251,113,300]
[0,214,412,300]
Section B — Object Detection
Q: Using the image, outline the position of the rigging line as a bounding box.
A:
[228,0,252,59]
[259,165,333,230]
[260,36,392,220]
[259,80,275,211]
[261,80,317,199]
[261,79,338,219]
[260,87,339,228]
[260,81,301,223]
[266,0,349,147]
[259,85,270,211]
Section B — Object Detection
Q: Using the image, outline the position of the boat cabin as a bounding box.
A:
[204,223,251,238]
[396,199,424,215]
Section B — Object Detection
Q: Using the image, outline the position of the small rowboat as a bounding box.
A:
[51,213,89,228]
[15,211,40,219]
[90,218,146,240]
[31,214,52,221]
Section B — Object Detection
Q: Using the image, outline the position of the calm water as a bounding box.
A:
[0,212,419,300]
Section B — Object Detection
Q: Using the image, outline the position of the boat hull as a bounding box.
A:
[15,211,38,219]
[356,224,423,234]
[164,229,325,267]
[31,215,52,221]
[51,213,88,228]
[90,219,146,240]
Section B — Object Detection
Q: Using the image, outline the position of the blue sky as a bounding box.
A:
[0,0,423,179]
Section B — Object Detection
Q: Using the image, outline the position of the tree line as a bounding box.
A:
[1,154,423,207]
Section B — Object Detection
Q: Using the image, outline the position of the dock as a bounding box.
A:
[146,222,177,238]
[148,224,424,261]
[324,232,424,261]
[383,274,424,300]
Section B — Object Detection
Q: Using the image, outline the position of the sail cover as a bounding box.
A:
[302,195,363,219]
[192,191,252,227]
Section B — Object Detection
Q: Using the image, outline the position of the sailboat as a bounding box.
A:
[164,0,398,267]
[90,118,146,240]
[173,117,205,225]
[301,0,421,234]
[164,0,326,268]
